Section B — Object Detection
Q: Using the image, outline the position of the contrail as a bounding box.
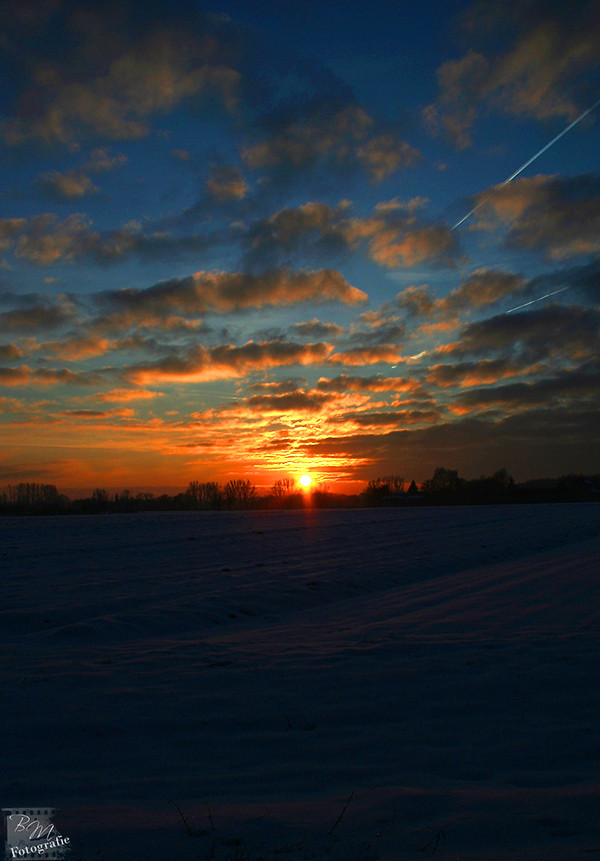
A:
[452,97,600,231]
[505,286,570,314]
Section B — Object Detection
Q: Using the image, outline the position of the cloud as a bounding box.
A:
[242,104,373,170]
[440,268,524,312]
[367,223,459,268]
[316,374,422,394]
[246,378,308,395]
[34,148,127,200]
[86,148,128,173]
[15,214,100,265]
[440,304,600,363]
[93,388,165,402]
[0,365,102,387]
[36,170,99,200]
[422,51,487,149]
[205,165,249,201]
[425,2,600,148]
[329,408,441,427]
[394,285,436,318]
[356,134,421,182]
[327,346,405,366]
[39,336,113,360]
[3,8,241,145]
[60,408,134,419]
[291,319,344,338]
[472,174,600,260]
[242,103,420,184]
[0,219,28,250]
[243,390,337,413]
[101,268,367,320]
[363,269,521,328]
[426,357,538,388]
[247,198,462,270]
[0,301,77,332]
[123,339,333,384]
[451,361,600,413]
[0,344,24,360]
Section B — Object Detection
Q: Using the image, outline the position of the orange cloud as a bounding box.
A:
[205,165,248,201]
[4,29,240,145]
[242,105,373,169]
[36,170,99,200]
[368,224,459,268]
[0,365,102,387]
[93,388,165,402]
[104,268,367,321]
[356,134,421,182]
[124,340,334,385]
[327,346,405,366]
[40,336,113,361]
[316,373,422,394]
[424,5,600,149]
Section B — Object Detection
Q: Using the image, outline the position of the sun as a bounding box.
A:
[299,474,312,487]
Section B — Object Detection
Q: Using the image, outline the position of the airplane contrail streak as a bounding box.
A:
[451,97,600,231]
[505,286,570,314]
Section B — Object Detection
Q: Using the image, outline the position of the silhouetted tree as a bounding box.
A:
[1,482,67,512]
[185,481,223,509]
[363,474,405,502]
[270,477,295,497]
[269,477,301,508]
[224,478,256,509]
[423,467,464,496]
[492,468,515,490]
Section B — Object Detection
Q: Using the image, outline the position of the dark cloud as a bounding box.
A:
[246,198,462,270]
[316,373,422,394]
[425,1,600,148]
[247,377,308,394]
[205,164,249,201]
[330,408,441,427]
[2,0,241,146]
[441,268,524,312]
[0,365,103,386]
[441,304,600,363]
[34,148,127,200]
[242,100,420,185]
[100,268,366,321]
[291,319,344,338]
[426,357,533,388]
[35,169,99,200]
[244,390,336,412]
[122,339,333,384]
[0,344,24,360]
[327,345,405,366]
[472,174,600,260]
[451,360,600,412]
[0,302,76,332]
[303,403,600,481]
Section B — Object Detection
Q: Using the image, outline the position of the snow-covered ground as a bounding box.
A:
[2,503,599,860]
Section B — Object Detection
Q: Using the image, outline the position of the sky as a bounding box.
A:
[1,0,599,494]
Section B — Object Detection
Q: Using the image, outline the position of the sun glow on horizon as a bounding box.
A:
[299,474,312,487]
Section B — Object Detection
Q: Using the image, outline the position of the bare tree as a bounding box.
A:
[185,481,223,509]
[224,478,257,509]
[270,477,295,497]
[364,474,405,500]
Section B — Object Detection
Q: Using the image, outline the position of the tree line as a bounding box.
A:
[1,468,599,515]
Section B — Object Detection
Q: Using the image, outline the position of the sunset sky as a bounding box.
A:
[1,0,599,494]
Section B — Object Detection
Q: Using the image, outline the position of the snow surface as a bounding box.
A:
[1,503,599,860]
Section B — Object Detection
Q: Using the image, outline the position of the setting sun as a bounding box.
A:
[299,475,312,487]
